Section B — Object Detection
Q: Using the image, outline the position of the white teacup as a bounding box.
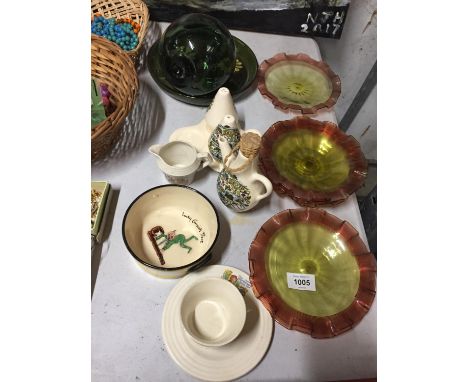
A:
[180,278,246,347]
[149,141,210,185]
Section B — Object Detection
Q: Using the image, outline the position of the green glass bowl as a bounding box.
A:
[249,208,377,339]
[272,129,350,193]
[148,36,258,106]
[258,117,367,207]
[159,13,236,96]
[258,53,341,115]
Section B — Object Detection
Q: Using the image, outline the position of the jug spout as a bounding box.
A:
[205,87,239,131]
[148,144,163,159]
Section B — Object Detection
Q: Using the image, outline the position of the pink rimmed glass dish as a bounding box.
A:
[257,52,341,115]
[258,116,367,207]
[248,208,376,339]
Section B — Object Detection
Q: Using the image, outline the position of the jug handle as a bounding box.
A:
[196,152,212,170]
[251,173,273,201]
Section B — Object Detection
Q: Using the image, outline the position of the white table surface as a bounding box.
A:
[92,22,377,382]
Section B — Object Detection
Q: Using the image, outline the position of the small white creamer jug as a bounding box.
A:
[148,141,210,185]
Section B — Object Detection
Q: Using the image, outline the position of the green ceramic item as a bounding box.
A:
[148,37,258,106]
[265,222,360,317]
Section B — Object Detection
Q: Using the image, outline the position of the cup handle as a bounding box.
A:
[196,152,211,170]
[251,173,273,201]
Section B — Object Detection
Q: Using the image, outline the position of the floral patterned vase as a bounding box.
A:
[208,114,240,163]
[216,133,273,212]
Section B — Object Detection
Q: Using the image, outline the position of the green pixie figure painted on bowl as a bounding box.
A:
[155,230,198,253]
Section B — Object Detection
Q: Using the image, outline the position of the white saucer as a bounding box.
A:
[162,265,274,382]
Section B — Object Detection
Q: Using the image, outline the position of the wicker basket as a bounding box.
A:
[91,0,149,62]
[91,35,138,160]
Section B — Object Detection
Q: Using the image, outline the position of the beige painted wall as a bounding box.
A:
[316,0,377,160]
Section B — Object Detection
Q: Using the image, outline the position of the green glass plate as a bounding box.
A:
[249,208,377,338]
[258,117,368,207]
[266,222,360,317]
[258,53,341,115]
[265,61,333,107]
[147,36,258,106]
[272,130,350,192]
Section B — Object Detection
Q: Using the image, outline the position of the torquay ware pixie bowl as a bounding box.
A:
[180,277,246,347]
[257,52,340,115]
[122,185,219,279]
[258,116,367,207]
[248,208,377,339]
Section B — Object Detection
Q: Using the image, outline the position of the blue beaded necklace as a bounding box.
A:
[91,16,139,51]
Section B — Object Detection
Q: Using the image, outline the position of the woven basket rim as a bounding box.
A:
[91,34,137,138]
[91,34,139,159]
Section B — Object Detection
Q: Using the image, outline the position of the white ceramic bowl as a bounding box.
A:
[122,185,219,279]
[180,278,246,347]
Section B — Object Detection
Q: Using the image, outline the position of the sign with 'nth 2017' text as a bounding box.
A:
[147,1,350,40]
[300,6,349,39]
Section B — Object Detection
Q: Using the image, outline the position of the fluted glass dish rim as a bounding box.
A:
[248,208,377,339]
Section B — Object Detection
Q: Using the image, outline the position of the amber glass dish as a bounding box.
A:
[248,208,377,339]
[257,53,341,115]
[258,116,367,207]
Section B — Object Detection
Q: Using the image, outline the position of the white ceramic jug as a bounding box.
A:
[149,141,210,185]
[216,133,272,212]
[168,88,240,169]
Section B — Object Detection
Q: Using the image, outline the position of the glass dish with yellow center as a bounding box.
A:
[258,116,367,207]
[248,208,377,338]
[257,52,341,115]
